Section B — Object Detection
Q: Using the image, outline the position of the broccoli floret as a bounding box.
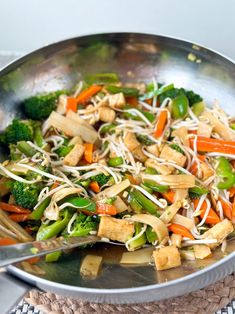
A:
[159,87,202,106]
[11,181,40,209]
[3,119,34,145]
[70,213,98,237]
[23,91,65,120]
[90,173,111,186]
[136,134,155,146]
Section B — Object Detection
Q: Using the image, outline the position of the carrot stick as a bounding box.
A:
[9,214,29,222]
[154,111,168,138]
[125,174,139,185]
[189,155,206,175]
[84,143,93,163]
[161,191,175,203]
[26,256,40,264]
[0,202,31,214]
[50,181,60,190]
[90,181,100,193]
[126,97,138,106]
[229,187,235,197]
[189,136,235,154]
[0,238,17,246]
[96,203,117,215]
[77,85,102,104]
[66,97,77,112]
[168,224,194,240]
[232,196,235,217]
[219,197,232,220]
[193,199,220,224]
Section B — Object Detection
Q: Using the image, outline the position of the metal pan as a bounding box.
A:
[0,33,235,313]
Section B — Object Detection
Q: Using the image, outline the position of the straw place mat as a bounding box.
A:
[24,273,235,314]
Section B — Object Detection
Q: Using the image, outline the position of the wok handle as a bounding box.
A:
[0,269,33,314]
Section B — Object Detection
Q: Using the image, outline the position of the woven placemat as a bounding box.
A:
[24,273,235,314]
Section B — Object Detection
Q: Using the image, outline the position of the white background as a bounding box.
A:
[0,0,234,59]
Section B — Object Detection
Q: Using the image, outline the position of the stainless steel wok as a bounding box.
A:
[0,33,235,313]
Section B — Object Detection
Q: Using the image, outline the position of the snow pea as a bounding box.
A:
[216,157,235,189]
[65,196,96,212]
[171,94,189,119]
[29,197,51,220]
[143,180,169,193]
[131,189,160,216]
[106,85,139,97]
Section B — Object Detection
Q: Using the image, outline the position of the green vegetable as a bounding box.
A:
[105,197,116,204]
[3,119,34,145]
[124,107,155,123]
[85,73,119,84]
[131,189,160,215]
[159,87,202,106]
[169,144,184,155]
[146,226,158,243]
[129,194,142,213]
[171,94,189,119]
[216,157,235,189]
[34,123,44,147]
[192,101,205,116]
[11,181,40,209]
[23,91,65,120]
[140,183,153,194]
[55,145,74,157]
[90,173,111,186]
[65,196,96,212]
[141,83,174,100]
[143,180,169,193]
[108,156,124,167]
[99,123,116,134]
[36,210,70,241]
[230,124,235,130]
[17,141,36,157]
[189,186,209,199]
[136,134,155,146]
[145,167,158,174]
[70,212,97,237]
[128,222,146,250]
[9,144,22,160]
[45,251,62,262]
[29,197,51,220]
[106,85,139,97]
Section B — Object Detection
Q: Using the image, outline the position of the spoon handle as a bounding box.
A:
[0,235,99,267]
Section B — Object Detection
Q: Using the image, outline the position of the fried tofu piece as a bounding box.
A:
[80,255,103,278]
[69,136,83,146]
[108,93,126,109]
[123,132,140,151]
[172,127,189,147]
[200,162,214,181]
[146,144,159,157]
[160,145,186,167]
[193,245,211,259]
[197,122,212,138]
[170,234,182,248]
[153,246,181,271]
[132,146,147,163]
[145,158,172,175]
[56,94,67,115]
[202,219,234,248]
[63,143,85,166]
[98,107,116,123]
[97,216,134,243]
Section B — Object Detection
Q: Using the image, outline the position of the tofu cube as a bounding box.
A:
[123,132,140,151]
[63,144,85,166]
[170,233,182,248]
[197,122,212,138]
[98,107,116,123]
[132,146,147,162]
[160,145,186,167]
[153,246,181,270]
[193,245,211,259]
[80,255,103,278]
[108,93,126,109]
[200,162,214,181]
[98,216,134,243]
[202,219,234,248]
[146,144,159,157]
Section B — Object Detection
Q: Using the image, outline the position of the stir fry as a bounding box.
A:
[0,72,235,273]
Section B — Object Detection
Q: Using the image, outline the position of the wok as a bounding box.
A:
[0,32,235,313]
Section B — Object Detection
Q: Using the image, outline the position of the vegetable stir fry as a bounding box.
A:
[0,73,235,274]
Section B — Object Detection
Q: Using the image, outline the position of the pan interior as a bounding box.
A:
[1,33,235,289]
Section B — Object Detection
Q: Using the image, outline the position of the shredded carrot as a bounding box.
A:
[219,197,232,220]
[168,224,194,240]
[232,196,235,217]
[154,111,168,138]
[189,154,206,175]
[96,203,117,215]
[26,256,40,264]
[76,85,102,104]
[161,190,175,203]
[193,199,220,224]
[9,214,29,222]
[188,130,197,135]
[84,143,93,163]
[66,97,77,112]
[50,181,60,190]
[126,96,138,106]
[229,187,235,198]
[189,136,235,154]
[0,202,31,214]
[0,238,17,246]
[125,174,139,185]
[145,98,152,105]
[90,181,100,193]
